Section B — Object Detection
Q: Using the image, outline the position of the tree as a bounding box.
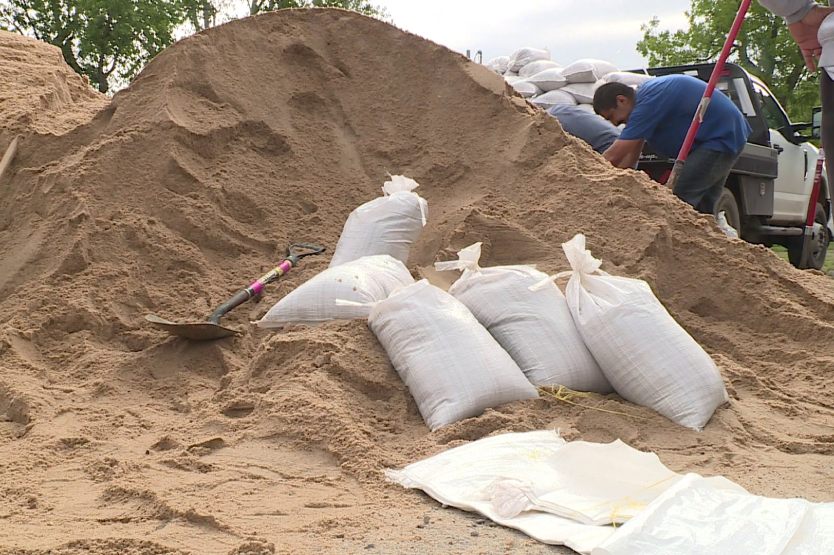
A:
[637,0,819,122]
[248,0,389,20]
[0,0,188,94]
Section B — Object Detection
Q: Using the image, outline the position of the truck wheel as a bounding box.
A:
[715,188,741,235]
[787,204,830,270]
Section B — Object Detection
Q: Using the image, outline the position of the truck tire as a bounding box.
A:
[787,203,830,270]
[715,188,741,234]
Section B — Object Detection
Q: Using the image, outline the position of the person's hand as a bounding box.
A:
[788,5,834,71]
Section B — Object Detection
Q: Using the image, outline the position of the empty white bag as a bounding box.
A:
[254,255,414,327]
[508,47,551,72]
[435,243,610,393]
[519,60,562,79]
[368,279,538,430]
[524,68,568,92]
[557,234,728,431]
[563,59,619,83]
[329,175,427,268]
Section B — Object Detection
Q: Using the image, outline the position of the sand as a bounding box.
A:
[1,9,833,555]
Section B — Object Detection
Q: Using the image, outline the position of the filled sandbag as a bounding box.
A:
[329,175,427,268]
[511,80,542,98]
[530,89,577,109]
[519,60,562,79]
[525,68,568,92]
[561,83,597,104]
[435,243,610,393]
[563,59,619,83]
[368,279,538,430]
[508,47,551,73]
[553,234,728,431]
[595,71,654,89]
[254,255,414,327]
[504,75,525,85]
[486,55,510,74]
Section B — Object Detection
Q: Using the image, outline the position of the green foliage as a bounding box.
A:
[637,0,819,122]
[247,0,390,20]
[0,0,188,94]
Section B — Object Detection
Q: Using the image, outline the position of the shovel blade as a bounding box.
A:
[145,314,239,341]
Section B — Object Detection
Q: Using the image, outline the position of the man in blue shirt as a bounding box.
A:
[547,104,621,154]
[593,76,752,215]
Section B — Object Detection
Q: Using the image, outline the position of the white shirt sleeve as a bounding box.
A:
[757,0,817,23]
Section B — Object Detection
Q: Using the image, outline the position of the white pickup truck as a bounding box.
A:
[634,63,833,270]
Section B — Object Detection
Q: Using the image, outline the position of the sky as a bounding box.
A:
[369,0,692,70]
[222,0,694,70]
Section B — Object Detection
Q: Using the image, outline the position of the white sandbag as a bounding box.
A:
[518,60,562,78]
[254,255,414,327]
[504,70,519,77]
[555,234,728,430]
[329,175,427,268]
[435,243,610,393]
[563,59,619,83]
[524,68,568,92]
[511,80,542,98]
[508,47,551,72]
[504,75,525,85]
[595,71,654,89]
[530,89,577,109]
[593,474,834,555]
[368,279,538,431]
[486,55,510,74]
[561,82,597,104]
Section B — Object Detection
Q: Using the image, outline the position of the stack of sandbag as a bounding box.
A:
[595,71,654,89]
[557,59,619,109]
[329,175,427,268]
[435,243,610,393]
[366,279,538,430]
[254,255,414,327]
[537,234,729,431]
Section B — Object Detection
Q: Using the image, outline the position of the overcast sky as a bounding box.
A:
[373,0,692,70]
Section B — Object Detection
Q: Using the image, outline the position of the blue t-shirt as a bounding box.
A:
[619,75,752,158]
[547,104,621,154]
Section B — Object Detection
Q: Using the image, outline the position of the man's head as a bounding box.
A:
[593,82,636,126]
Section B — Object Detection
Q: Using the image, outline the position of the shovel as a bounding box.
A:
[145,243,325,340]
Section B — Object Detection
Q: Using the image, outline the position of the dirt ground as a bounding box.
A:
[1,9,834,555]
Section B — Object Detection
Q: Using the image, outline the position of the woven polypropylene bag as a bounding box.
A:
[329,175,427,268]
[525,68,568,92]
[519,60,562,79]
[563,59,619,84]
[508,47,551,73]
[369,279,538,430]
[254,255,414,327]
[558,234,728,431]
[436,243,610,393]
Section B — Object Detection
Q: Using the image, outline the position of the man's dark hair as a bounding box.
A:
[593,82,635,114]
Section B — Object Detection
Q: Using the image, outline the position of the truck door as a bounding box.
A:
[753,83,809,222]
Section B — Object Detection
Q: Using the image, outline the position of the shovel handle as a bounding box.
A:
[206,244,326,325]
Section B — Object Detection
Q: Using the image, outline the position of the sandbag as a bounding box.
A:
[435,243,610,393]
[555,234,728,431]
[561,82,597,104]
[563,59,619,83]
[530,89,577,109]
[368,279,538,430]
[254,255,414,327]
[511,80,542,98]
[329,175,427,268]
[524,68,568,92]
[486,55,510,74]
[519,60,562,79]
[504,75,525,85]
[595,71,654,88]
[508,47,551,72]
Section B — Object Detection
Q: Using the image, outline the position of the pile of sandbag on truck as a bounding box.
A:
[485,47,654,111]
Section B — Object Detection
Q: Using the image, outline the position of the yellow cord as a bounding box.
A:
[537,385,647,420]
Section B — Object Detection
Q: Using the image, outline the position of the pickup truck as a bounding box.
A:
[631,63,833,270]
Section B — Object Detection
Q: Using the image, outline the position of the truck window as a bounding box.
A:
[755,85,791,133]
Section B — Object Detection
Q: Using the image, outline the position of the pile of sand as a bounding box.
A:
[1,9,833,555]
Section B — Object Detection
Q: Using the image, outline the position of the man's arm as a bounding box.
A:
[758,0,815,23]
[759,1,834,70]
[603,139,645,169]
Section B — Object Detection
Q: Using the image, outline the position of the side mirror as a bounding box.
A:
[812,106,822,140]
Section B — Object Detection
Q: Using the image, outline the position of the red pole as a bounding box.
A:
[666,0,753,192]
